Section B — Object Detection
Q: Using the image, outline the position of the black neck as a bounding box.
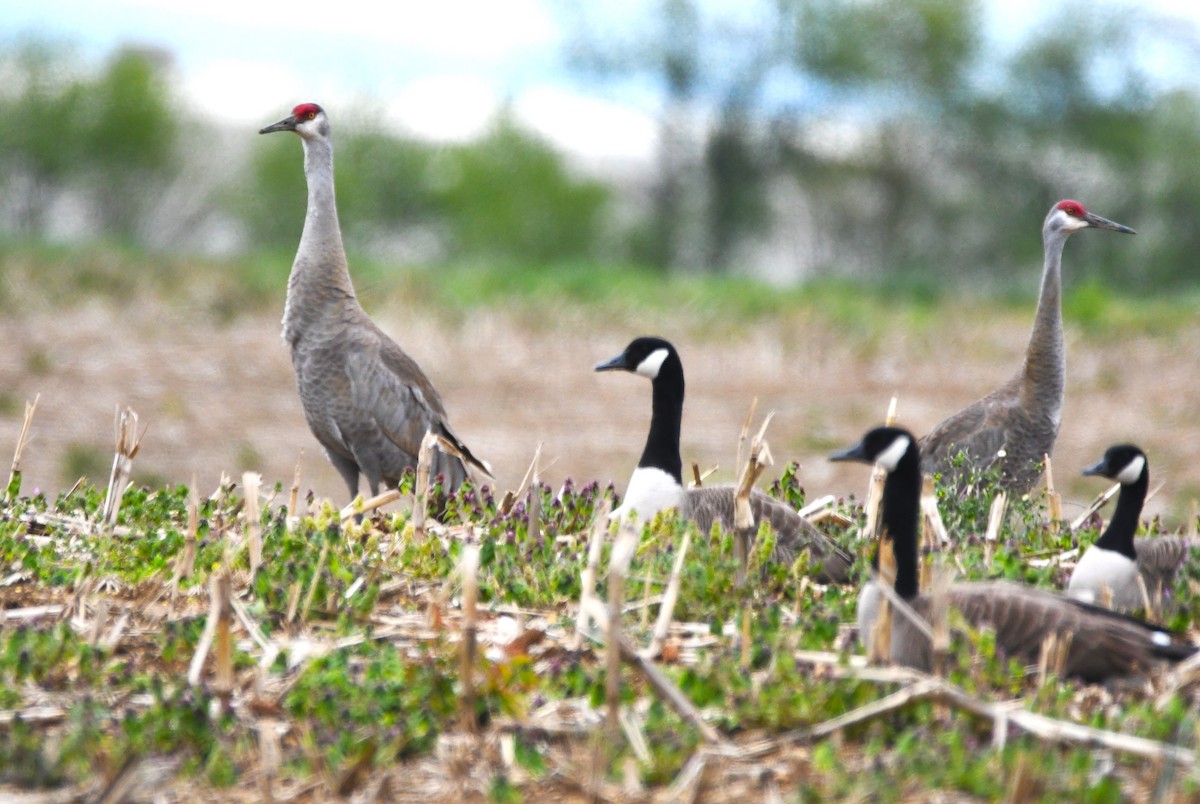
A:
[875,444,922,600]
[1094,469,1147,560]
[638,357,684,484]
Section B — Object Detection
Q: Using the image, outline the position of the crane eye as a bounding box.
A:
[307,111,316,120]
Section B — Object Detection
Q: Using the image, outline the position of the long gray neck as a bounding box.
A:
[1021,228,1068,421]
[283,135,357,344]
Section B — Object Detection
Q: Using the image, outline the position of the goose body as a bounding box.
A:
[832,427,1194,682]
[259,104,490,500]
[1069,444,1200,610]
[597,337,853,583]
[920,201,1135,495]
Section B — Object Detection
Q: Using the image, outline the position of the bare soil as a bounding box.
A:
[3,292,1198,523]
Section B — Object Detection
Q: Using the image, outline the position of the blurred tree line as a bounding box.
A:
[2,0,1200,290]
[564,0,1200,288]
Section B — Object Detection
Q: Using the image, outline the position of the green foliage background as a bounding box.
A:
[2,1,1200,290]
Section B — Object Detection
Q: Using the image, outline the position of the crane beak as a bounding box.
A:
[594,352,632,373]
[259,115,298,135]
[1084,212,1135,235]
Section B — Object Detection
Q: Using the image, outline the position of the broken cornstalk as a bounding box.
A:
[6,393,39,501]
[459,540,481,733]
[733,404,774,669]
[100,406,144,529]
[572,501,611,651]
[1044,453,1062,530]
[607,525,639,737]
[412,430,441,542]
[244,471,262,580]
[863,396,899,542]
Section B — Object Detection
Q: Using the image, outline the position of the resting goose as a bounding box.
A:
[596,336,853,583]
[1069,444,1200,611]
[831,426,1195,683]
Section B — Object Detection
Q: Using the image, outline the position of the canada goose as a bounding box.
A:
[260,103,490,500]
[920,200,1135,495]
[1068,444,1200,611]
[831,426,1195,682]
[596,337,853,582]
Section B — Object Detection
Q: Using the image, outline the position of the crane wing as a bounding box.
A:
[347,322,491,478]
[919,396,1011,480]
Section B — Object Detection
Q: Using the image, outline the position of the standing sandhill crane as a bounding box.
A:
[595,336,853,582]
[259,102,490,501]
[831,426,1195,682]
[920,200,1134,495]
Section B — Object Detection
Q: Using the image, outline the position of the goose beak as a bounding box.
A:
[259,115,298,135]
[594,352,631,373]
[1081,458,1109,477]
[1084,212,1135,235]
[828,441,869,464]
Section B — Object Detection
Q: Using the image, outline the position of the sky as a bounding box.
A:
[4,0,663,163]
[5,0,1200,165]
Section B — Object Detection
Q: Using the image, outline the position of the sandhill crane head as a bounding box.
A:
[1048,199,1136,237]
[259,103,329,141]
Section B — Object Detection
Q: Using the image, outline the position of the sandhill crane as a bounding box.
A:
[259,102,490,501]
[920,200,1134,495]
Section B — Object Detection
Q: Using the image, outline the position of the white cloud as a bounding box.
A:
[384,75,500,142]
[184,61,313,126]
[514,86,658,165]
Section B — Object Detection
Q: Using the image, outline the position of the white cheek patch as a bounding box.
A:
[1055,210,1087,232]
[635,348,670,379]
[875,435,911,472]
[1116,455,1145,486]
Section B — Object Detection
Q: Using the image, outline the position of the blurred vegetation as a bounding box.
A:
[229,111,613,265]
[2,1,1200,293]
[564,0,1200,286]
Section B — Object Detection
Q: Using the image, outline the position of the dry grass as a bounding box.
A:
[2,294,1199,524]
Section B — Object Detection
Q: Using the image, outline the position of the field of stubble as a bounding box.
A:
[3,284,1198,522]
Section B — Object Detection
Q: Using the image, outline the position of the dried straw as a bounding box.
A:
[244,471,263,580]
[571,500,611,651]
[459,540,481,733]
[606,525,639,736]
[1044,453,1062,529]
[5,393,39,500]
[412,430,441,541]
[287,450,303,531]
[101,406,145,529]
[643,530,691,659]
[863,396,899,541]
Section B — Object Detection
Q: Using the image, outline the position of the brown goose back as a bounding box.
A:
[685,486,853,583]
